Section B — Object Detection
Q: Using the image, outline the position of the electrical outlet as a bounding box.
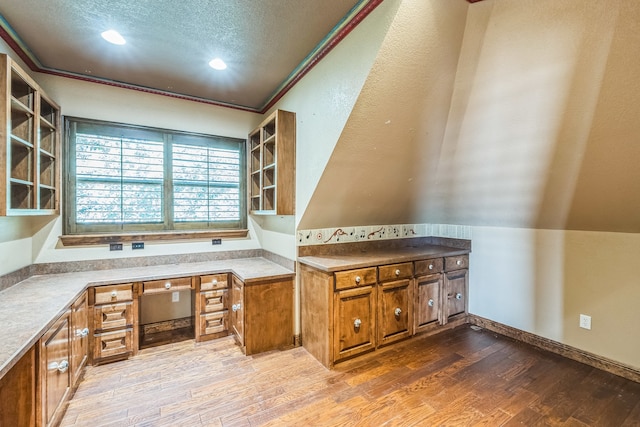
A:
[579,314,591,330]
[172,291,179,302]
[109,243,123,251]
[212,238,222,245]
[132,242,144,250]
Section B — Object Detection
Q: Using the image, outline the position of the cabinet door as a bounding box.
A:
[230,276,244,346]
[444,269,468,322]
[378,279,412,347]
[40,312,70,427]
[333,285,376,363]
[415,274,442,333]
[70,291,89,387]
[0,346,36,427]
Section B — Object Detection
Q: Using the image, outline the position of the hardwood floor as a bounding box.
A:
[60,326,640,426]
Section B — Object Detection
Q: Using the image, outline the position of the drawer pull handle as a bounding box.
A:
[355,276,361,284]
[455,293,463,300]
[77,327,89,337]
[394,307,402,316]
[428,264,434,270]
[395,269,401,276]
[110,291,117,299]
[428,299,434,307]
[49,360,69,373]
[456,260,462,266]
[165,282,171,289]
[354,318,362,328]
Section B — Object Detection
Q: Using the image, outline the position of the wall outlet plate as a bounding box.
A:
[212,238,222,245]
[172,291,179,302]
[132,242,144,250]
[109,243,123,251]
[579,314,592,330]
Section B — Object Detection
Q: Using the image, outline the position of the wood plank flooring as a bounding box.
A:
[60,326,640,426]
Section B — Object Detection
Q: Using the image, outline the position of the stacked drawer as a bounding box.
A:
[91,283,135,363]
[196,273,230,341]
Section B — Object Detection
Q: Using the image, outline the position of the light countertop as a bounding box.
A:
[0,257,294,378]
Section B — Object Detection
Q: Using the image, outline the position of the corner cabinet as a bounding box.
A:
[1,53,60,216]
[248,109,296,215]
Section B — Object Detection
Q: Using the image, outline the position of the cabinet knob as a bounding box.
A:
[77,327,89,337]
[395,269,401,276]
[110,291,117,299]
[456,260,462,266]
[232,303,241,312]
[165,282,171,289]
[212,279,218,285]
[428,299,434,307]
[58,360,69,373]
[49,360,69,373]
[355,276,361,284]
[354,318,362,328]
[455,293,463,300]
[428,264,434,270]
[394,307,402,317]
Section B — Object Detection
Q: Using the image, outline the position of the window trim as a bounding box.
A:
[63,117,247,238]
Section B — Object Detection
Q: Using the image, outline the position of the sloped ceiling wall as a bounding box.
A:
[299,0,640,233]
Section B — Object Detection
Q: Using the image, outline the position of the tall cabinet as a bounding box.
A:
[1,53,60,216]
[248,109,295,215]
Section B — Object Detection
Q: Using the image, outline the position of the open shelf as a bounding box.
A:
[2,53,61,215]
[247,109,296,215]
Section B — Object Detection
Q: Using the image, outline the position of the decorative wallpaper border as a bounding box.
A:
[297,224,472,246]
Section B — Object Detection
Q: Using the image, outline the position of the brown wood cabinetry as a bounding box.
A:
[69,292,89,387]
[39,311,71,427]
[0,346,36,426]
[334,285,376,363]
[300,252,470,368]
[90,283,136,364]
[195,273,229,341]
[231,275,294,355]
[248,109,296,215]
[1,53,60,216]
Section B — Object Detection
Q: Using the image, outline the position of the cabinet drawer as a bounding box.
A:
[94,303,133,331]
[143,277,192,294]
[94,284,133,304]
[199,311,229,335]
[199,289,228,313]
[445,255,469,271]
[414,258,444,276]
[93,329,133,360]
[199,273,228,291]
[378,262,413,282]
[335,267,377,290]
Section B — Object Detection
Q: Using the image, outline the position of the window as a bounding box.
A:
[64,117,246,235]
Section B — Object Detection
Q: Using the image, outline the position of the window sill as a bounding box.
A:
[59,229,249,247]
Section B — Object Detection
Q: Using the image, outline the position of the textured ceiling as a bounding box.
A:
[0,0,376,112]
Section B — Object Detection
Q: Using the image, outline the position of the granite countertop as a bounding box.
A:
[297,244,469,272]
[0,257,294,378]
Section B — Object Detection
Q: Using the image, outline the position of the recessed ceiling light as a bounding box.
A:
[101,30,126,45]
[208,58,227,70]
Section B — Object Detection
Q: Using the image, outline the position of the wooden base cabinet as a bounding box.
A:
[70,292,89,387]
[196,273,230,341]
[334,285,376,363]
[300,253,469,368]
[231,275,294,355]
[90,283,136,364]
[0,346,36,426]
[39,311,71,427]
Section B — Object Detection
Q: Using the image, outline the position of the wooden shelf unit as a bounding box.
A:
[248,109,295,215]
[1,53,61,216]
